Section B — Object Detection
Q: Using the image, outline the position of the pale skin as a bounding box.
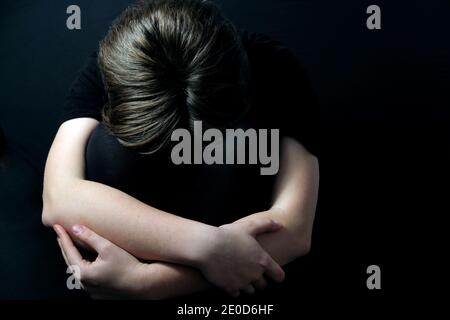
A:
[43,117,319,299]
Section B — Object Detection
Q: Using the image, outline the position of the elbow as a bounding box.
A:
[41,189,57,227]
[42,178,83,228]
[295,236,312,258]
[41,182,69,227]
[42,204,57,228]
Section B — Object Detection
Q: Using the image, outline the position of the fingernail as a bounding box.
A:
[72,225,84,236]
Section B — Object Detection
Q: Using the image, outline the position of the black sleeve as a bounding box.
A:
[243,32,320,158]
[61,51,107,124]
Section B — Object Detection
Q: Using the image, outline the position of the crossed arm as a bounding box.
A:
[43,118,319,299]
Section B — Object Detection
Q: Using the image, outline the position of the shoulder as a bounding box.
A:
[241,31,294,68]
[240,30,315,105]
[240,31,320,157]
[62,51,107,124]
[240,31,310,94]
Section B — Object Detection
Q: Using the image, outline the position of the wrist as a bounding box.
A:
[186,224,220,270]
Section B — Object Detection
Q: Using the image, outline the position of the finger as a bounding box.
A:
[71,225,113,255]
[247,218,282,236]
[263,256,285,283]
[56,237,70,267]
[242,284,255,295]
[54,224,84,267]
[252,277,268,290]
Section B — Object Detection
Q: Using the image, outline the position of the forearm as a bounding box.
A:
[132,208,309,299]
[245,208,311,265]
[45,178,216,264]
[132,139,319,299]
[134,262,211,300]
[43,118,217,264]
[131,221,294,299]
[237,138,319,265]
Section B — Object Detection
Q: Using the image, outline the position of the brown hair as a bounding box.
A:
[98,0,249,153]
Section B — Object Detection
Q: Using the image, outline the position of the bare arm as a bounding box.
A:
[55,135,317,299]
[44,118,284,295]
[109,137,319,299]
[246,136,319,264]
[43,118,216,265]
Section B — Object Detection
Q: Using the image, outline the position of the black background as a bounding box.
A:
[0,0,448,310]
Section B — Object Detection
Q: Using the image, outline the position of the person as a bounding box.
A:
[43,0,319,299]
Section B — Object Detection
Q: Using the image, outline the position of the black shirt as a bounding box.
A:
[63,32,319,226]
[63,32,319,156]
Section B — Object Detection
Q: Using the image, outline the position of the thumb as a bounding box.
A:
[71,225,112,255]
[247,218,283,236]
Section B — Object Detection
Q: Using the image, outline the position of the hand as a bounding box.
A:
[198,218,285,297]
[54,224,146,299]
